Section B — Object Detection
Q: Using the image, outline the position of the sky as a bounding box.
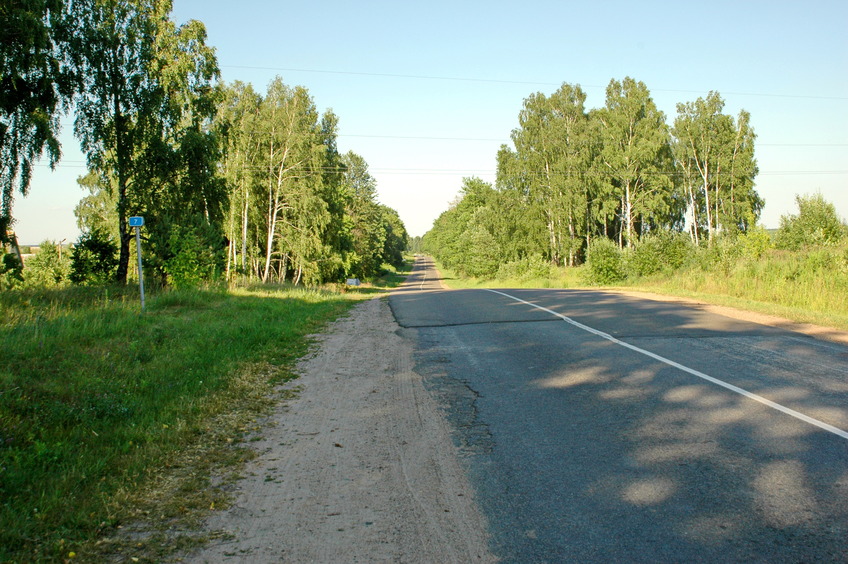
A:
[13,0,848,244]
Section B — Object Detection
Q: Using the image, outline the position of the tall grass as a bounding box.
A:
[636,246,848,329]
[0,283,357,561]
[435,243,848,330]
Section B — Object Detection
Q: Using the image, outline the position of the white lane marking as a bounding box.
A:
[486,289,848,441]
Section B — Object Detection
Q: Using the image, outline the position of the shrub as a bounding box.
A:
[164,225,222,289]
[458,224,500,278]
[1,252,23,289]
[775,193,848,250]
[497,254,552,280]
[70,229,118,285]
[23,240,71,287]
[586,238,626,284]
[738,224,772,259]
[626,232,695,278]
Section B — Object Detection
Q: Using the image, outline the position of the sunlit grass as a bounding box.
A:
[434,247,848,332]
[0,282,363,562]
[438,262,588,290]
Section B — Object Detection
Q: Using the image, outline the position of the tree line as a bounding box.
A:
[424,78,761,276]
[1,0,407,289]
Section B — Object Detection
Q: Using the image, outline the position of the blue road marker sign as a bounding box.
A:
[129,216,144,227]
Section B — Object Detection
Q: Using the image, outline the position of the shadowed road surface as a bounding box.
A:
[389,257,848,562]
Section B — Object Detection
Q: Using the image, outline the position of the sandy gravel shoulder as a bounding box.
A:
[185,297,494,563]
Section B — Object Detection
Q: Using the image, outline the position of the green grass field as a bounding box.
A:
[0,282,374,561]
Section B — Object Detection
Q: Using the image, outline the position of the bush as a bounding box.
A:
[775,193,848,250]
[738,224,772,259]
[497,254,552,280]
[1,252,23,289]
[458,224,500,278]
[70,229,118,285]
[23,240,71,287]
[586,238,626,284]
[164,225,222,289]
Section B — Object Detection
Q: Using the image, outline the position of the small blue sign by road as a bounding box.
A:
[129,216,144,227]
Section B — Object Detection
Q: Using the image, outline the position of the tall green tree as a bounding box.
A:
[255,78,328,283]
[71,0,219,284]
[595,77,675,247]
[217,81,262,277]
[1,0,75,244]
[672,91,760,242]
[340,151,386,278]
[499,84,591,265]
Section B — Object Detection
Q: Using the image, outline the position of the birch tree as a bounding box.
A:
[72,0,219,283]
[1,0,76,247]
[257,78,326,283]
[503,83,591,265]
[672,92,760,242]
[218,81,262,277]
[596,77,674,248]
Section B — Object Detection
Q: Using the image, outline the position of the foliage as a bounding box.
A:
[7,5,409,290]
[636,243,848,329]
[775,193,848,250]
[1,251,24,289]
[71,0,221,284]
[672,92,761,244]
[22,239,70,286]
[0,0,75,244]
[497,254,552,281]
[586,238,626,284]
[595,77,676,248]
[214,81,408,286]
[70,228,119,284]
[73,170,118,240]
[0,283,356,562]
[425,77,761,276]
[628,231,694,276]
[162,220,223,288]
[499,83,592,265]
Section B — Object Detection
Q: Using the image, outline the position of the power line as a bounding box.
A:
[223,65,848,101]
[33,161,848,177]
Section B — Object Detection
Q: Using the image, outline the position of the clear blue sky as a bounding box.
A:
[15,0,848,243]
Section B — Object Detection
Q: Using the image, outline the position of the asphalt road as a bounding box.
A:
[389,257,848,563]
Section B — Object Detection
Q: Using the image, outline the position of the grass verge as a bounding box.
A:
[433,256,848,333]
[0,282,372,562]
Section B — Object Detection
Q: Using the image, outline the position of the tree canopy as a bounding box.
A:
[4,1,408,288]
[425,77,762,278]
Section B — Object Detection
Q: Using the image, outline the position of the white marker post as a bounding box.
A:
[129,216,145,311]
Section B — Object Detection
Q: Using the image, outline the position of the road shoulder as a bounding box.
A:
[185,297,494,563]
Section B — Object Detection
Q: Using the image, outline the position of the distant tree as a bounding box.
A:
[341,151,387,278]
[775,193,848,250]
[423,177,497,276]
[73,170,118,240]
[379,204,408,269]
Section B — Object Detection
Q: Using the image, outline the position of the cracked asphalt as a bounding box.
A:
[389,257,848,563]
